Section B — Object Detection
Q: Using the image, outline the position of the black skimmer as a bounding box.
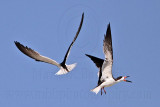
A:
[86,23,131,95]
[14,13,84,75]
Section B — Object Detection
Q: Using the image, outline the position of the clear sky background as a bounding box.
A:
[0,0,160,107]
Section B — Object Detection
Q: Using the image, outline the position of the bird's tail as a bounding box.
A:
[91,86,101,94]
[55,63,77,75]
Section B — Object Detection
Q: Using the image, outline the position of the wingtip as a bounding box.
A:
[85,54,88,56]
[81,12,84,22]
[85,54,91,57]
[82,12,84,16]
[14,41,18,44]
[14,41,21,44]
[105,23,111,36]
[14,41,20,46]
[81,12,84,20]
[107,23,111,29]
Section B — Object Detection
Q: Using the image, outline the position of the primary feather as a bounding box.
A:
[14,41,61,67]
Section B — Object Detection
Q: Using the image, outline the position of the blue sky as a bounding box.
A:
[0,0,160,107]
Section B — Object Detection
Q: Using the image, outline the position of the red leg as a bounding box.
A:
[103,87,106,94]
[101,88,103,95]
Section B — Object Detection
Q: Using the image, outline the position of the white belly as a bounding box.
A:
[100,78,117,88]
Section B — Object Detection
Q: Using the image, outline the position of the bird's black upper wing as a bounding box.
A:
[62,13,84,64]
[103,23,113,61]
[101,23,113,80]
[85,54,104,68]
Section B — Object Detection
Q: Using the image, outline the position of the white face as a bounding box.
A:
[121,77,125,81]
[120,77,125,81]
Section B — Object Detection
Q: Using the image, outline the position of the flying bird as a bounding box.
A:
[86,23,131,95]
[14,13,84,75]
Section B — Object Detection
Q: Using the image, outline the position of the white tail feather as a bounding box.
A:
[91,86,101,94]
[55,63,77,75]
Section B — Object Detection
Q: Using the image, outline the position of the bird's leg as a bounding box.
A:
[103,87,106,94]
[101,88,103,95]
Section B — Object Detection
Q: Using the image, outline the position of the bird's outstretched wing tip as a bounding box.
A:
[82,13,84,18]
[81,13,84,22]
[85,54,89,56]
[14,41,22,48]
[107,23,111,32]
[14,41,19,44]
[85,54,93,59]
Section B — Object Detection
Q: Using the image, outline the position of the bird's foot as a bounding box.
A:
[103,87,106,94]
[101,88,103,95]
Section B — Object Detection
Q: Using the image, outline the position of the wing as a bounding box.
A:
[101,61,112,80]
[101,23,113,79]
[14,41,61,68]
[97,68,103,86]
[103,23,113,61]
[85,54,104,68]
[62,13,84,64]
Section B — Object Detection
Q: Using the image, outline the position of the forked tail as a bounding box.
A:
[55,63,77,75]
[91,86,101,94]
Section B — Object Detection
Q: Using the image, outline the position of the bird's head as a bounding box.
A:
[115,76,132,83]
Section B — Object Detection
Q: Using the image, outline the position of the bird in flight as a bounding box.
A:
[86,23,131,95]
[14,13,84,75]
